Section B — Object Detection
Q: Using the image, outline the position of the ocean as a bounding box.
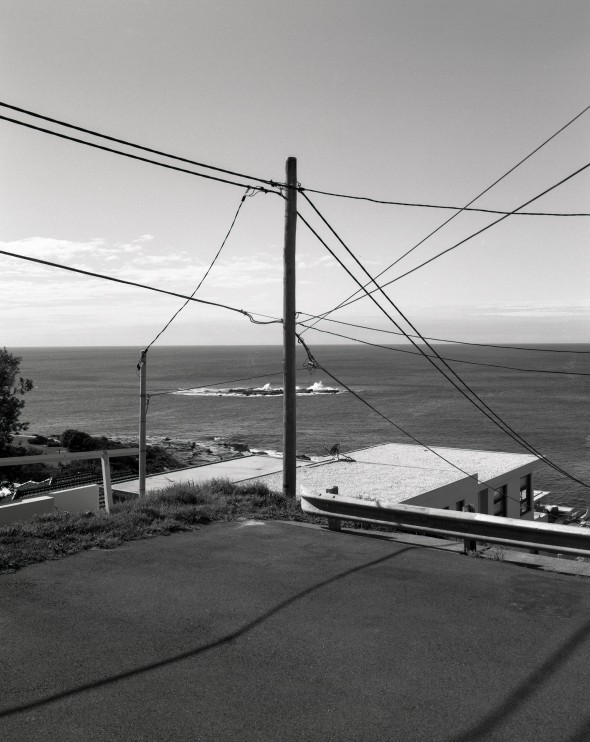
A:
[13,344,590,503]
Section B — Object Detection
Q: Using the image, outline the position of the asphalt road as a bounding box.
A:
[1,521,590,742]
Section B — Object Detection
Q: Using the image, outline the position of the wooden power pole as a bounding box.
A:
[283,157,297,498]
[138,349,147,497]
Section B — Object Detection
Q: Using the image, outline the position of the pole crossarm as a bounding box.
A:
[300,489,590,557]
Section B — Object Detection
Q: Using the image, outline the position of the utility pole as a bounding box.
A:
[138,349,147,497]
[283,157,297,498]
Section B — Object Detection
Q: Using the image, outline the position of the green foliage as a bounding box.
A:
[0,348,33,455]
[60,429,97,452]
[145,445,183,474]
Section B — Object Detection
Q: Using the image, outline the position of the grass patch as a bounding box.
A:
[0,479,317,574]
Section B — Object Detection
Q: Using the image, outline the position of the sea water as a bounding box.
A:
[13,344,590,502]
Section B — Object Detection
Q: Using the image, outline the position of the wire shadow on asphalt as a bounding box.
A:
[444,616,590,742]
[0,544,416,719]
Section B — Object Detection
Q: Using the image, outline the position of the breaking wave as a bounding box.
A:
[173,380,342,397]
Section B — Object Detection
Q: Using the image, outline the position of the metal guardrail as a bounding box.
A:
[0,448,139,513]
[300,488,590,557]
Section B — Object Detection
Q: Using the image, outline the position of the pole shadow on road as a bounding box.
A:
[0,544,416,719]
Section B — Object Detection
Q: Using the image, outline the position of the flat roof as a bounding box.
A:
[251,443,540,503]
[114,455,309,495]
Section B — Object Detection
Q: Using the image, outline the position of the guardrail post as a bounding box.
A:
[325,487,341,531]
[100,450,113,513]
[463,504,477,553]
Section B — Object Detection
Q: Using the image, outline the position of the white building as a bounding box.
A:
[255,443,541,519]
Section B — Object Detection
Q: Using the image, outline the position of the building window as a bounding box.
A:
[520,474,532,515]
[456,500,465,511]
[493,486,507,517]
[478,489,488,515]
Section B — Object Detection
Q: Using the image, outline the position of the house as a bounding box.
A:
[254,442,542,520]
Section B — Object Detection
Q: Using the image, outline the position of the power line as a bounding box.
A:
[296,202,590,489]
[0,100,278,188]
[295,334,526,503]
[297,321,590,377]
[297,187,590,216]
[0,113,278,194]
[296,312,590,354]
[2,102,589,217]
[303,159,590,323]
[0,246,272,322]
[145,189,250,351]
[300,103,590,333]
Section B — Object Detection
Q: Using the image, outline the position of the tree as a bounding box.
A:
[0,348,33,454]
[60,429,97,452]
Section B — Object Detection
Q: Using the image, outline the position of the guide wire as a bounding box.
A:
[296,321,590,377]
[296,204,590,488]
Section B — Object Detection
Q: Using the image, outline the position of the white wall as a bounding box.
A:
[404,476,477,510]
[0,485,100,527]
[0,496,54,526]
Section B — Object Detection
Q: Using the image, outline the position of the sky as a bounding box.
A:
[0,0,588,346]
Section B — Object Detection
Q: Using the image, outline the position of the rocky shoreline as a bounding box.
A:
[110,435,272,469]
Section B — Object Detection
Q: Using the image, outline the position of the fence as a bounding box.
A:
[0,448,139,514]
[300,488,590,558]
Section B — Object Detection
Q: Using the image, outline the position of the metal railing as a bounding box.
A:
[0,448,139,513]
[300,487,590,558]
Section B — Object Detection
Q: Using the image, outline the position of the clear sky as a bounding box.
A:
[1,0,588,346]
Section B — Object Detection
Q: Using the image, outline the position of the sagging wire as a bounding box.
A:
[296,311,590,354]
[296,319,590,377]
[296,333,522,503]
[145,188,251,352]
[296,201,590,489]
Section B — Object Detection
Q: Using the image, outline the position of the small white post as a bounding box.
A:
[101,450,113,513]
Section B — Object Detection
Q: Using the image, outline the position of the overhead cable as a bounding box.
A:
[0,100,277,187]
[0,113,277,194]
[298,99,590,216]
[297,320,590,376]
[296,312,590,354]
[300,102,590,333]
[2,102,588,216]
[145,189,250,351]
[295,334,522,502]
[0,247,267,321]
[304,160,590,322]
[296,202,590,489]
[297,188,590,216]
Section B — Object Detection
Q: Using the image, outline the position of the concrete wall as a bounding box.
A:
[404,475,477,511]
[403,464,539,520]
[0,496,54,526]
[52,484,100,513]
[0,485,100,527]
